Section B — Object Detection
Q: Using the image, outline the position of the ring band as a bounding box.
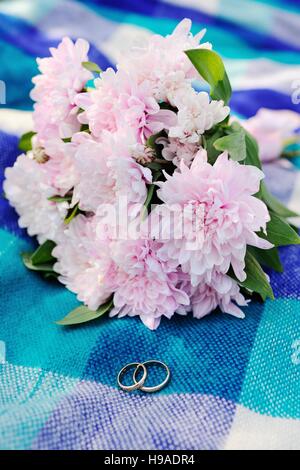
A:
[117,362,147,392]
[133,360,170,393]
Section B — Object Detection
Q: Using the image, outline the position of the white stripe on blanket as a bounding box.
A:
[0,109,33,136]
[224,404,300,450]
[225,58,300,94]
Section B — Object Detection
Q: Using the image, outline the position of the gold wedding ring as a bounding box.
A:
[117,360,170,393]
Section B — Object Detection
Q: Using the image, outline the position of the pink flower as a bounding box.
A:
[168,87,230,144]
[109,237,190,330]
[71,129,152,213]
[177,271,248,319]
[31,37,93,144]
[3,154,68,243]
[117,18,212,104]
[44,138,79,196]
[53,215,116,310]
[152,149,272,285]
[76,68,176,143]
[242,108,300,162]
[53,216,190,329]
[156,137,199,168]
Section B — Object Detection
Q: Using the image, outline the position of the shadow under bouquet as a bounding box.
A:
[4,19,300,330]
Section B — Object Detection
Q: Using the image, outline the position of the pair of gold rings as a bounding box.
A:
[117,360,170,393]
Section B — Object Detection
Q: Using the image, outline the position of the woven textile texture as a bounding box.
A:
[0,0,300,450]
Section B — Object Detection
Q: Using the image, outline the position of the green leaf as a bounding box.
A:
[64,203,79,225]
[204,117,252,164]
[261,182,299,218]
[80,124,90,133]
[233,124,262,170]
[242,127,264,196]
[142,172,160,217]
[146,133,159,150]
[19,131,36,152]
[248,246,283,273]
[56,298,113,326]
[185,49,232,104]
[244,129,262,170]
[239,250,274,301]
[21,240,57,275]
[202,128,224,164]
[214,127,246,161]
[62,137,71,143]
[264,211,300,246]
[48,195,72,203]
[21,253,56,273]
[145,161,164,171]
[82,61,102,74]
[31,240,56,265]
[43,271,59,280]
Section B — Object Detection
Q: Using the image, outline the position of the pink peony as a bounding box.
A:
[76,68,176,143]
[109,236,190,330]
[71,129,152,213]
[177,271,248,319]
[242,108,300,162]
[44,138,79,196]
[117,18,212,104]
[53,215,116,310]
[4,154,68,243]
[53,216,190,329]
[31,37,93,144]
[152,149,272,285]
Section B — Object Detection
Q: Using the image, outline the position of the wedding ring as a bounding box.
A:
[133,360,170,393]
[117,362,147,392]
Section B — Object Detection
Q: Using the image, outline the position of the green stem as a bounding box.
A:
[153,158,168,164]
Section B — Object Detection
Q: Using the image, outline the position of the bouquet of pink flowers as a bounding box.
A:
[4,19,300,329]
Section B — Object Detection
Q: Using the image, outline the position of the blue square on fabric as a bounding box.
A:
[240,298,300,418]
[83,302,264,402]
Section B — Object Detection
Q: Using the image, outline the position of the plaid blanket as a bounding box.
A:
[1,0,300,450]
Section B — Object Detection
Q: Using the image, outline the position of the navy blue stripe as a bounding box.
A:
[280,0,300,6]
[0,130,30,239]
[0,13,112,69]
[0,13,60,56]
[230,88,300,118]
[79,0,300,53]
